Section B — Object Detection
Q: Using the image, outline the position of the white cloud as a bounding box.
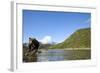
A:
[40,36,52,44]
[84,18,91,24]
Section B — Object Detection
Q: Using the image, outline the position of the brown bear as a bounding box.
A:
[28,37,40,54]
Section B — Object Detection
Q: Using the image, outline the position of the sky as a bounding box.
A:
[23,10,91,44]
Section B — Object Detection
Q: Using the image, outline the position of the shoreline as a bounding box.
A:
[39,48,91,51]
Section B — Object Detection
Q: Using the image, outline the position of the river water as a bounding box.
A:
[23,49,91,62]
[36,49,91,62]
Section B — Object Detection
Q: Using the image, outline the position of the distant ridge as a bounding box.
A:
[50,28,91,49]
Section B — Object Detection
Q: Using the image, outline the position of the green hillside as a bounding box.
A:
[50,28,91,49]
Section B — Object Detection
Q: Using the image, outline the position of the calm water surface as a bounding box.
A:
[36,49,91,62]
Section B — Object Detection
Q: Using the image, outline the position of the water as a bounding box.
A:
[37,49,91,62]
[23,49,91,62]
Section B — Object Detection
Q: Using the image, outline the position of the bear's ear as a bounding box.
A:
[29,37,32,40]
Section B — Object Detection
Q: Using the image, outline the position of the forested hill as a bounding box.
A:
[49,28,91,49]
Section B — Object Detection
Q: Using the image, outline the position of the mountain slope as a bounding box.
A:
[50,28,91,49]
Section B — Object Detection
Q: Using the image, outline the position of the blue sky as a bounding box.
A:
[23,10,91,43]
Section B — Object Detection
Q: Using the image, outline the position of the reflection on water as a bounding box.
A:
[37,49,91,62]
[23,49,91,62]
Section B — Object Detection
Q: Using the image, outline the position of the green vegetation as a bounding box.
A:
[39,43,52,49]
[23,28,91,62]
[49,28,91,49]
